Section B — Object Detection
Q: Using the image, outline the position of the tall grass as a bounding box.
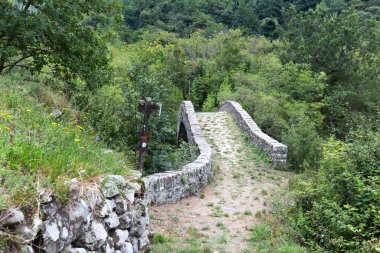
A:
[0,72,132,211]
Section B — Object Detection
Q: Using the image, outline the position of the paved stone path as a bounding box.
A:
[150,112,289,253]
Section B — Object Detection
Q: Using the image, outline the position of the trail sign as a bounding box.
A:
[137,97,162,172]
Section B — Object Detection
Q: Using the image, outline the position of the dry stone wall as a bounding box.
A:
[2,175,152,253]
[142,101,212,205]
[218,101,287,165]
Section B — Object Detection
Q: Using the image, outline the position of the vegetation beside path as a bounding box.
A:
[0,73,132,213]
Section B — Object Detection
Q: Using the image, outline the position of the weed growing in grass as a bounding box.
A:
[170,216,179,223]
[154,234,168,244]
[201,225,210,231]
[216,221,227,230]
[255,211,263,218]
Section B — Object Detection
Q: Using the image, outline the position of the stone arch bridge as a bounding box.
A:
[142,100,287,205]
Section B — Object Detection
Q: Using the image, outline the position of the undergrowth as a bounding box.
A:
[0,72,132,212]
[244,189,307,253]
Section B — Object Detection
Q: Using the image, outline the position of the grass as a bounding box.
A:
[244,223,306,253]
[0,72,132,212]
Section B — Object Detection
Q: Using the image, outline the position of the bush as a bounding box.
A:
[289,131,380,251]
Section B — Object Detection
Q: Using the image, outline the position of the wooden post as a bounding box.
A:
[137,97,161,172]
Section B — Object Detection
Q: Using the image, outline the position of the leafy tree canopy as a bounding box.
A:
[0,0,121,90]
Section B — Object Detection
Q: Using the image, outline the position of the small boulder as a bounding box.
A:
[100,237,115,253]
[122,189,135,204]
[20,217,42,240]
[69,248,87,253]
[104,212,120,229]
[41,199,61,220]
[138,232,150,252]
[111,229,129,249]
[101,175,126,198]
[99,199,116,217]
[52,109,62,118]
[1,209,24,227]
[77,221,107,251]
[114,195,129,215]
[126,182,141,194]
[119,211,134,230]
[130,216,147,237]
[86,189,102,208]
[120,242,134,253]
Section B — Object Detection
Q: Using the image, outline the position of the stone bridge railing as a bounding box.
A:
[142,101,212,205]
[219,101,287,165]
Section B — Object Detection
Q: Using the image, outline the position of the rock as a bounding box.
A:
[20,217,42,240]
[100,237,115,253]
[100,199,116,217]
[21,245,34,253]
[69,248,87,253]
[130,216,147,237]
[39,188,53,204]
[104,212,120,229]
[77,221,107,250]
[138,232,150,252]
[111,229,129,249]
[86,189,102,208]
[41,199,91,253]
[148,229,155,244]
[1,209,24,227]
[41,199,61,221]
[65,178,81,201]
[131,237,138,253]
[52,109,62,118]
[126,182,141,194]
[120,242,134,253]
[119,211,134,230]
[123,189,135,204]
[101,175,127,198]
[114,195,129,215]
[129,171,142,181]
[134,201,147,217]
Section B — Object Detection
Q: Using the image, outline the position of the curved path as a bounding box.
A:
[150,112,289,253]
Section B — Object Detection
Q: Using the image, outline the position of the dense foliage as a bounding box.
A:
[0,0,120,91]
[122,0,322,39]
[290,131,380,251]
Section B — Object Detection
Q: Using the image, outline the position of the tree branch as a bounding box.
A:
[3,55,33,74]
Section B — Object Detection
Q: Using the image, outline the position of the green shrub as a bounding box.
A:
[289,131,380,251]
[154,234,168,244]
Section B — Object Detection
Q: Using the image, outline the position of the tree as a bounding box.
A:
[282,4,380,135]
[0,0,120,90]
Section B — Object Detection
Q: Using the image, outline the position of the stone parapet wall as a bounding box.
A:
[218,101,287,165]
[2,175,152,253]
[142,101,212,205]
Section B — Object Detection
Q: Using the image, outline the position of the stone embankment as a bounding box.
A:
[1,175,151,253]
[219,101,287,164]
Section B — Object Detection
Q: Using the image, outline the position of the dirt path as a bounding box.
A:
[150,112,289,253]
